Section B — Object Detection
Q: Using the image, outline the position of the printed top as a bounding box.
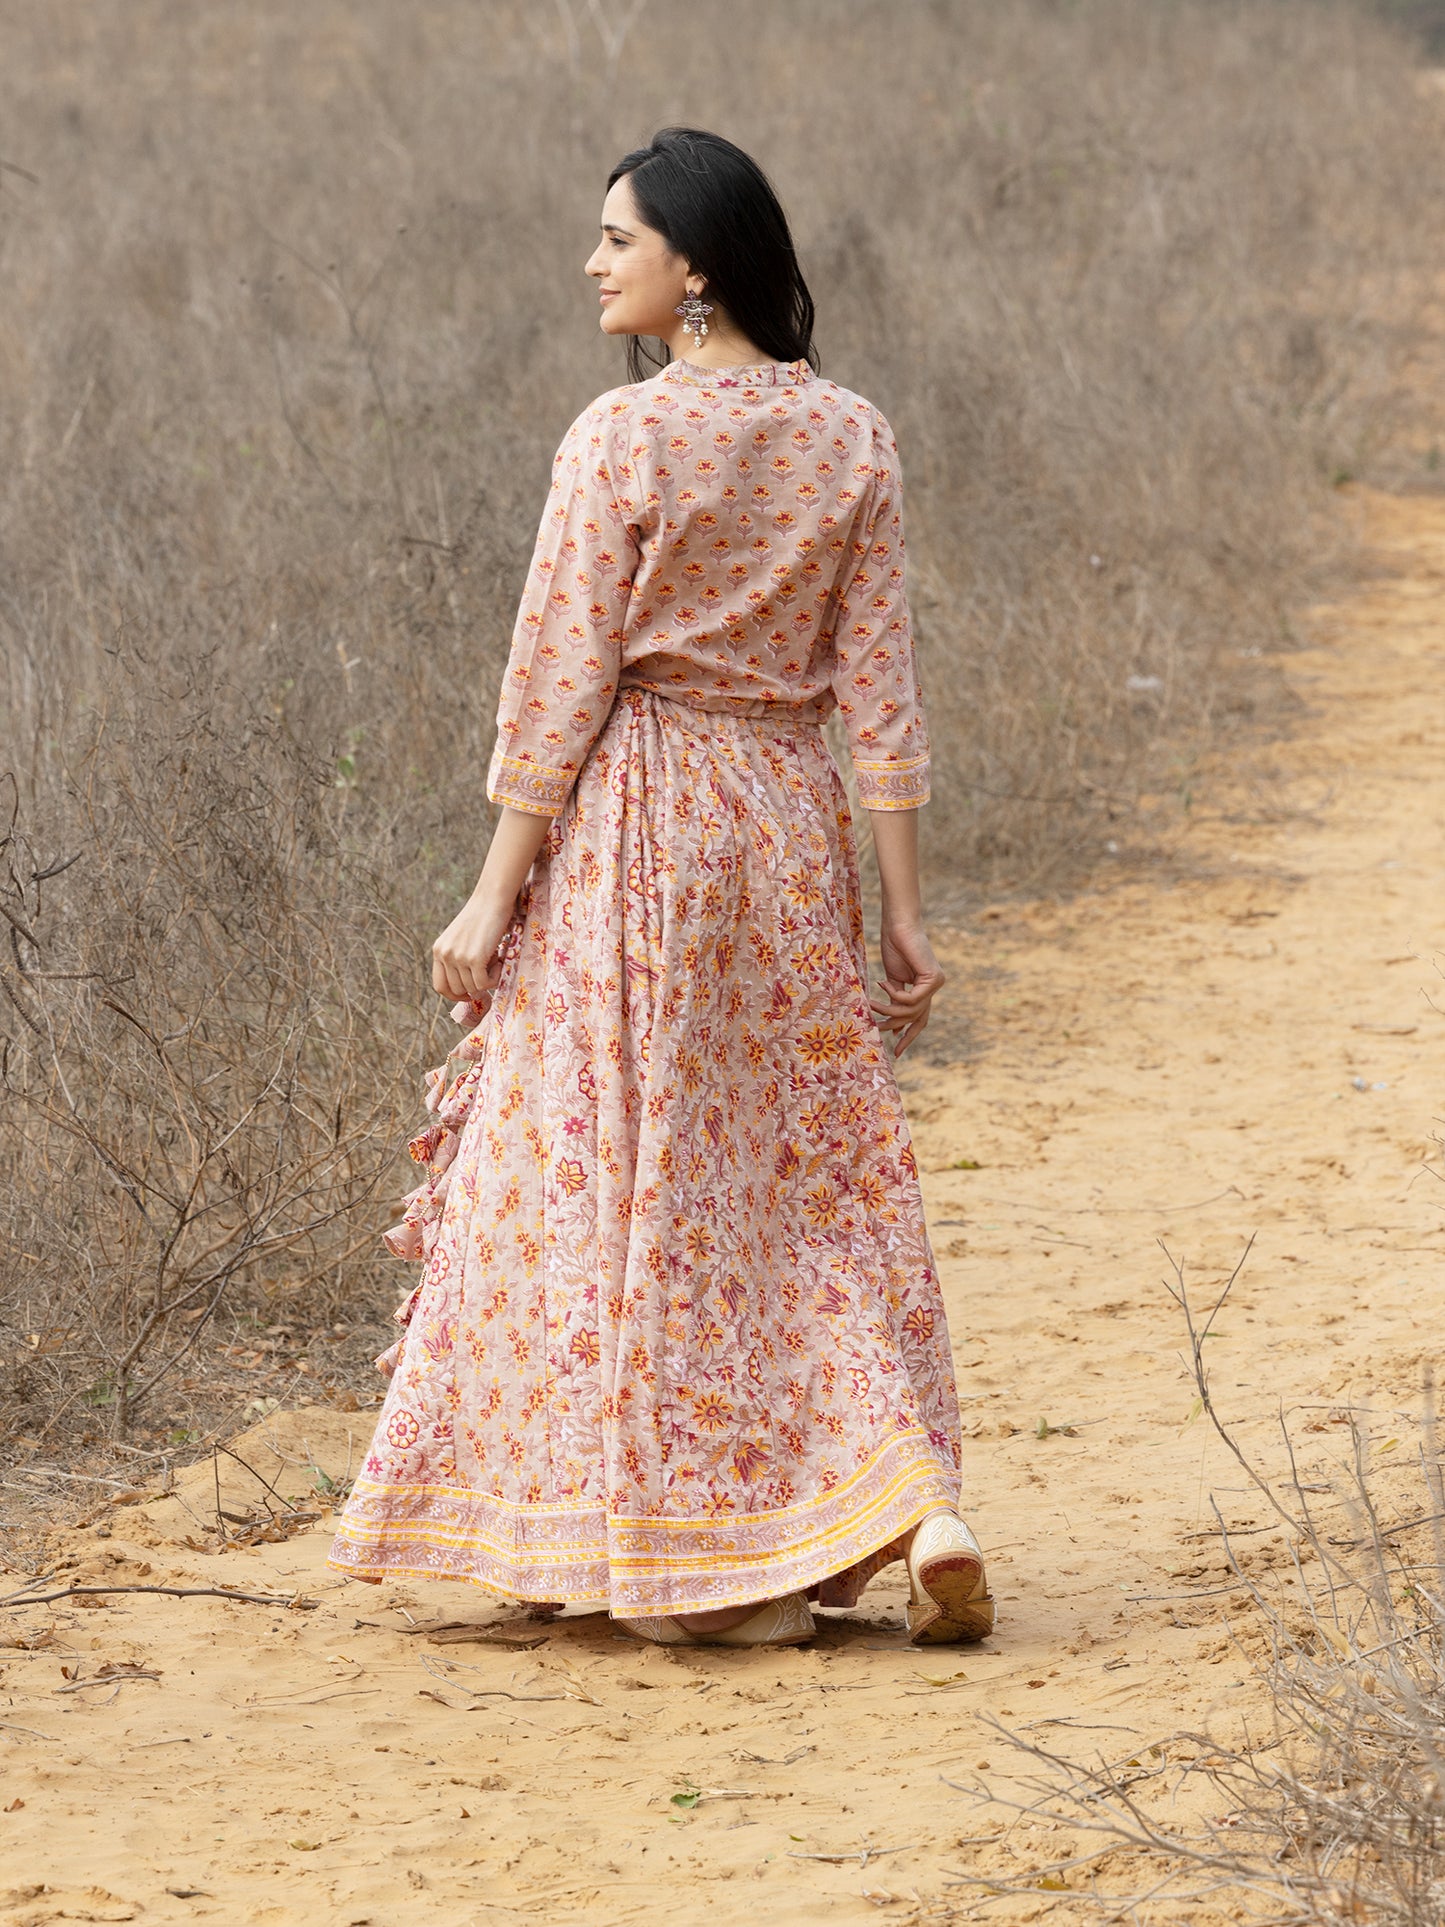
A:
[485,356,931,817]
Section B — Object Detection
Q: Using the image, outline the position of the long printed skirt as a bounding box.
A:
[328,686,963,1615]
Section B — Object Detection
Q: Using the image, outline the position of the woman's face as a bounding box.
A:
[585,175,697,344]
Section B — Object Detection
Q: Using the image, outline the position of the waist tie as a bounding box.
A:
[617,679,832,730]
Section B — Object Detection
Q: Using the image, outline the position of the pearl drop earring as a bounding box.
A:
[675,288,714,353]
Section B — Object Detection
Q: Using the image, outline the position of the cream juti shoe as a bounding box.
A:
[905,1512,995,1644]
[618,1591,816,1647]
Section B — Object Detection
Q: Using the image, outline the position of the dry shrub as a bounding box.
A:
[0,666,425,1438]
[955,1255,1445,1923]
[0,0,1441,1439]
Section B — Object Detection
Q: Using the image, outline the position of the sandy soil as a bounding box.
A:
[2,483,1443,1925]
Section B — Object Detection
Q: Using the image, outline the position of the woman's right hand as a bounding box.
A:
[870,917,946,1058]
[431,806,555,1010]
[431,888,515,1010]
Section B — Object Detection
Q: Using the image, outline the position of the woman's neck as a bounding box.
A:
[664,322,772,368]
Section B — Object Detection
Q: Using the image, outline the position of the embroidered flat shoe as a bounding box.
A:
[905,1512,995,1645]
[618,1591,816,1647]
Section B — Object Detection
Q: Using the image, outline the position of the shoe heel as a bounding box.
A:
[906,1514,996,1646]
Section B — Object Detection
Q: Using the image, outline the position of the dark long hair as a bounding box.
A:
[606,127,818,383]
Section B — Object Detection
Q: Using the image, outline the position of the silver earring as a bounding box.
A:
[675,289,714,352]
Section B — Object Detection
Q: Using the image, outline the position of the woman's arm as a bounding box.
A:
[431,806,552,1008]
[866,807,945,1058]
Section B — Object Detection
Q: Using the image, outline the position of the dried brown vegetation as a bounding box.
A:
[1,0,1442,1444]
[957,1258,1445,1924]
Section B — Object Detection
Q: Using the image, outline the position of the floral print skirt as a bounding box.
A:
[328,686,963,1615]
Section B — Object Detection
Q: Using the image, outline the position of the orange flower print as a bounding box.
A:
[692,1391,735,1433]
[803,1185,840,1229]
[557,1158,588,1197]
[732,1440,770,1483]
[684,1222,716,1261]
[831,1019,865,1057]
[852,1171,888,1211]
[795,1024,836,1067]
[570,1328,601,1366]
[783,867,824,910]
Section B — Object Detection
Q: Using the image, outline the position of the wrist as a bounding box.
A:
[469,874,519,920]
[880,900,925,933]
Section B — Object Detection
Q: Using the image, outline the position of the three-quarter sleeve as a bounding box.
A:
[829,411,931,811]
[486,403,638,816]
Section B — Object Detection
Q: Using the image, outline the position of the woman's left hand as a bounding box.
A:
[870,917,946,1058]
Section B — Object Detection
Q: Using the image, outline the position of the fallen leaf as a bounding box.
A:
[4,1797,24,1811]
[289,1838,319,1852]
[912,1669,969,1687]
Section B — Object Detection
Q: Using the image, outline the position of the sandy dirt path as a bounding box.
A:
[2,484,1443,1925]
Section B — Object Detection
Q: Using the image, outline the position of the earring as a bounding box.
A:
[675,288,714,353]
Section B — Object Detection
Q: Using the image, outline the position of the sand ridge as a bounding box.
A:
[2,483,1443,1923]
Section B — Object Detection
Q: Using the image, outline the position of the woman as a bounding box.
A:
[329,127,993,1649]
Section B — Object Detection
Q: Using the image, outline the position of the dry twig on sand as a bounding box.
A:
[0,1583,317,1611]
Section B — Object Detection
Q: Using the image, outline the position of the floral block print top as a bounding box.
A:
[485,356,931,817]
